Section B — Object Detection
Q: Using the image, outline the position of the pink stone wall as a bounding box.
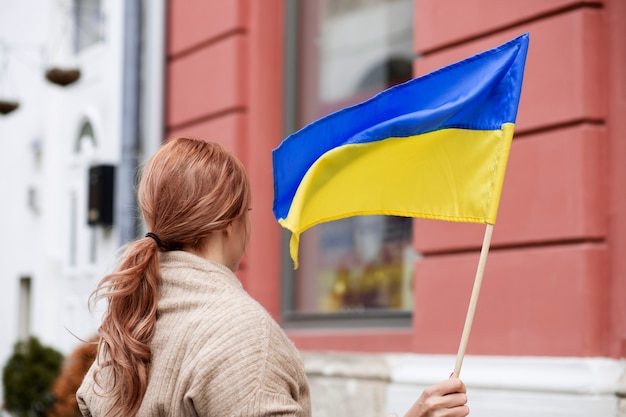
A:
[412,0,624,358]
[165,0,626,357]
[165,0,284,318]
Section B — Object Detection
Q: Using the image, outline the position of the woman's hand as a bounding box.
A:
[403,377,469,417]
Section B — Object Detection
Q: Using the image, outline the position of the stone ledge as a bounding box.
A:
[387,354,626,395]
[302,352,390,381]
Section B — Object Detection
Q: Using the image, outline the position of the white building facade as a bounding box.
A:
[0,0,165,404]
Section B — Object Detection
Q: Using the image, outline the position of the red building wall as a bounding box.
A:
[165,0,284,320]
[165,0,626,358]
[412,0,625,358]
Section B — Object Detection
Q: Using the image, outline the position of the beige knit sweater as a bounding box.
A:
[77,251,311,417]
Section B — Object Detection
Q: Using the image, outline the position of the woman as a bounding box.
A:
[77,137,469,417]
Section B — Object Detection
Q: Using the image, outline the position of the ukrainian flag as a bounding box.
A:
[273,34,529,268]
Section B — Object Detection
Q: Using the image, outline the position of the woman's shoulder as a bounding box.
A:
[157,268,277,345]
[194,287,277,339]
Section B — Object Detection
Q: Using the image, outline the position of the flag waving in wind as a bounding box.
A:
[273,34,529,268]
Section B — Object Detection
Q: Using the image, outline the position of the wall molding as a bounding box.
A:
[386,354,626,417]
[388,354,625,394]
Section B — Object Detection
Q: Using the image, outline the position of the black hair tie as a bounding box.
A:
[145,232,164,248]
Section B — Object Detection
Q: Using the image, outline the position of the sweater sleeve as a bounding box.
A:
[243,318,310,417]
[76,396,93,417]
[183,303,310,417]
[245,390,305,417]
[76,393,92,417]
[76,363,97,417]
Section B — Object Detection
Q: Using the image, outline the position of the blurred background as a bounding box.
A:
[0,0,625,416]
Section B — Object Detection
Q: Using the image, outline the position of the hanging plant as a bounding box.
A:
[0,43,21,113]
[0,99,19,115]
[2,336,64,417]
[45,67,81,87]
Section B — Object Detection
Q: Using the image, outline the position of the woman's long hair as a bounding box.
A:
[89,137,251,416]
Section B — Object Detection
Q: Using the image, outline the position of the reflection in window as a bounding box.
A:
[295,216,414,314]
[285,0,415,317]
[317,0,413,103]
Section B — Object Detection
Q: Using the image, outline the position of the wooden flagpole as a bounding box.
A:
[452,223,494,378]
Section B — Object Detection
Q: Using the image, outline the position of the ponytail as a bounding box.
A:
[88,136,252,415]
[90,236,161,417]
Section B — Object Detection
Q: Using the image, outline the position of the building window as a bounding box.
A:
[73,0,104,53]
[75,120,96,154]
[18,277,32,342]
[69,190,78,266]
[67,120,98,268]
[283,0,415,325]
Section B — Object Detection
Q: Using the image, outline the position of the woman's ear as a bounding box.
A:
[223,222,233,238]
